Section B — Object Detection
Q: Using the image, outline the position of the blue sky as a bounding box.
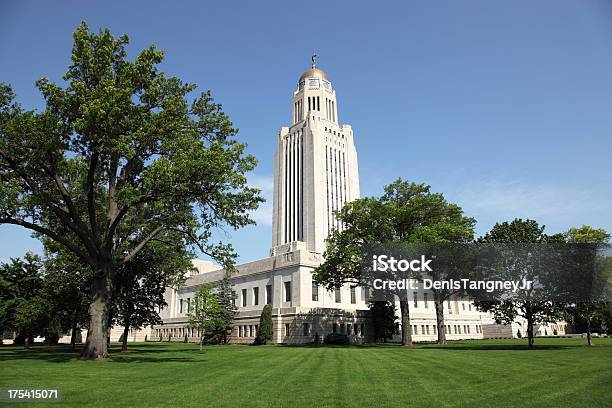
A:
[1,0,611,263]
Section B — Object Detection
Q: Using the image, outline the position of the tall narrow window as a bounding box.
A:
[253,287,259,306]
[335,287,341,303]
[350,287,356,304]
[312,282,319,302]
[424,293,428,308]
[413,292,418,308]
[284,281,292,302]
[241,289,247,307]
[266,284,272,305]
[179,299,184,314]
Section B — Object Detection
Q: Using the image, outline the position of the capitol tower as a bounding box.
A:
[271,56,360,256]
[155,58,513,345]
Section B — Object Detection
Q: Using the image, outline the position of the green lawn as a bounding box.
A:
[1,338,611,408]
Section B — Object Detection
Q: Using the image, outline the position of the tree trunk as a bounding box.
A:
[399,299,413,346]
[80,265,114,359]
[586,318,592,346]
[434,293,446,345]
[526,315,535,350]
[69,316,78,351]
[121,316,130,352]
[200,337,203,351]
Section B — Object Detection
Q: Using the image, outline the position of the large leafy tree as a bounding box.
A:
[475,219,565,349]
[0,23,262,358]
[0,254,45,346]
[564,225,610,345]
[42,238,91,350]
[314,179,474,346]
[113,235,193,351]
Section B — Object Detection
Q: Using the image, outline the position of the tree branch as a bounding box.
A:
[121,225,164,264]
[0,216,93,266]
[87,151,101,250]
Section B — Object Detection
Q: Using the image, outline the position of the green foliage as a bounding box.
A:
[517,329,522,338]
[324,333,350,345]
[370,301,398,342]
[0,254,49,342]
[313,179,474,345]
[565,225,610,244]
[255,304,273,345]
[474,219,566,348]
[207,272,237,344]
[188,287,223,350]
[0,22,263,357]
[112,238,193,339]
[1,339,612,407]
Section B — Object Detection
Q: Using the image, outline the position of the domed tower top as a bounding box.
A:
[291,54,337,125]
[298,53,330,82]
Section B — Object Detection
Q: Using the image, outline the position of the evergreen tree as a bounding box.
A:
[370,301,398,342]
[212,272,237,344]
[256,304,273,345]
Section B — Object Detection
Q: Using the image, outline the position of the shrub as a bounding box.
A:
[255,304,273,345]
[516,329,522,338]
[324,333,350,345]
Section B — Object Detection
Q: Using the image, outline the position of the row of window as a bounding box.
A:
[286,322,366,337]
[240,284,275,307]
[325,145,347,233]
[154,327,199,339]
[238,325,259,338]
[410,293,474,314]
[324,126,345,139]
[283,132,304,243]
[313,283,360,304]
[410,324,482,335]
[292,94,336,125]
[237,282,365,308]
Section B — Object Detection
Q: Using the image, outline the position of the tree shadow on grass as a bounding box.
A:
[419,343,581,351]
[0,344,208,363]
[276,341,583,351]
[108,356,205,363]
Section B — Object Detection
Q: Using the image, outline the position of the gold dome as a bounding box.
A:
[299,67,329,82]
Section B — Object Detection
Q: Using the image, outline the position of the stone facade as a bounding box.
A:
[149,62,566,345]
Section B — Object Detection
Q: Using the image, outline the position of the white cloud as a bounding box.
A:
[248,174,274,226]
[446,176,612,235]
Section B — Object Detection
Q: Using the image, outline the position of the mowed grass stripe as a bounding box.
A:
[0,338,610,408]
